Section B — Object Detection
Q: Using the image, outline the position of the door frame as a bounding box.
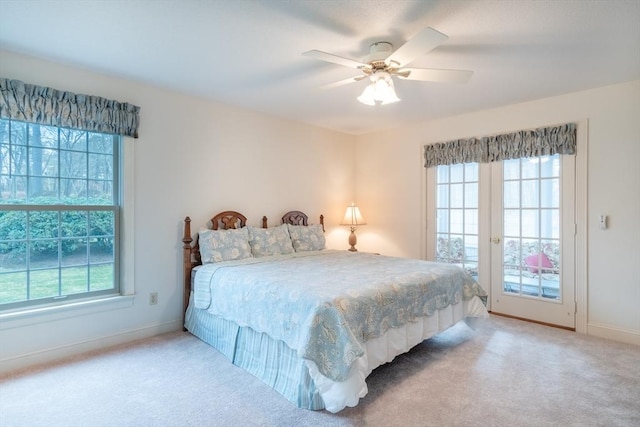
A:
[421,120,588,333]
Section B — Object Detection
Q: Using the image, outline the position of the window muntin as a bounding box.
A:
[0,119,120,309]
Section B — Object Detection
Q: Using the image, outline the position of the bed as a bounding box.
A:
[182,210,488,413]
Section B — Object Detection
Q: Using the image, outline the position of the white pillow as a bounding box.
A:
[199,227,252,263]
[287,224,326,252]
[247,224,294,257]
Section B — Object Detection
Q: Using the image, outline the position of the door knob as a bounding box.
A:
[491,237,501,244]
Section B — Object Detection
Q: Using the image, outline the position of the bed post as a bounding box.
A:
[262,216,268,228]
[182,216,193,331]
[320,214,325,232]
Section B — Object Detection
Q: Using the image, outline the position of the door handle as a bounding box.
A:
[491,237,501,244]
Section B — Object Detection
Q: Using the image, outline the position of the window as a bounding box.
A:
[0,118,120,310]
[435,162,479,279]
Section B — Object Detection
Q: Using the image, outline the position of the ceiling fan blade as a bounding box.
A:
[320,75,367,89]
[302,50,368,69]
[398,68,473,83]
[386,27,449,67]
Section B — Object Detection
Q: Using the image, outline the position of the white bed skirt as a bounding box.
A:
[185,293,488,412]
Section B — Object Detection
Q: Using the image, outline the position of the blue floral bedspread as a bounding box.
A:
[193,250,487,382]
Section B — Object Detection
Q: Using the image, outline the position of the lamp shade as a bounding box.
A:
[380,78,400,105]
[357,71,400,106]
[340,203,366,226]
[356,84,376,106]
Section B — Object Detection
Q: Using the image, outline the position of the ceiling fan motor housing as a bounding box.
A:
[364,42,393,69]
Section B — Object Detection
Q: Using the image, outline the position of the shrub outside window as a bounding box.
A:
[0,118,120,310]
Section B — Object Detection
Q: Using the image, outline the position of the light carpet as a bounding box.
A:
[1,315,638,427]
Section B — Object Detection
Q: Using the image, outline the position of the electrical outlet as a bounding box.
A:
[149,292,158,305]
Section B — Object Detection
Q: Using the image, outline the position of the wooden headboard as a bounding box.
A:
[182,210,324,327]
[270,210,325,231]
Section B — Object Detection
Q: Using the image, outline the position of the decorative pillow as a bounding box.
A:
[247,224,294,257]
[198,227,252,263]
[287,224,325,252]
[524,252,554,274]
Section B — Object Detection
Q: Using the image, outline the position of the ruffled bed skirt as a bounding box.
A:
[185,293,487,412]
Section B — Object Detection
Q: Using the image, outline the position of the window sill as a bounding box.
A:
[0,295,135,331]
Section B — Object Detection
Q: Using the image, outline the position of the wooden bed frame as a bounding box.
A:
[181,210,324,324]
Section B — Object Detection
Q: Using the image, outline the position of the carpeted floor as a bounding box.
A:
[1,315,638,427]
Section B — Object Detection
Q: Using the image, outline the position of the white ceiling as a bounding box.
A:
[1,0,639,135]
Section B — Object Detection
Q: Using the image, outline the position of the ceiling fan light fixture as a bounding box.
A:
[358,72,400,106]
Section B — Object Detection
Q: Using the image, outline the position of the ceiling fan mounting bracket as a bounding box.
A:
[364,41,393,64]
[370,41,392,53]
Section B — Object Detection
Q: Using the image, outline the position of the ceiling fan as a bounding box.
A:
[302,27,472,105]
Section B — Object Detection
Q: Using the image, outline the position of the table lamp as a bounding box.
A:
[340,202,366,251]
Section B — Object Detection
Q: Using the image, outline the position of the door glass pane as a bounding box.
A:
[540,156,559,178]
[540,209,559,239]
[504,210,520,237]
[502,154,561,300]
[521,180,539,208]
[465,209,478,234]
[541,178,559,208]
[450,164,464,183]
[465,235,479,262]
[464,183,478,208]
[521,159,539,179]
[437,209,449,231]
[435,163,479,281]
[450,209,464,234]
[504,159,520,180]
[437,166,449,182]
[437,184,449,208]
[503,181,520,208]
[465,163,478,181]
[521,210,539,238]
[450,184,464,208]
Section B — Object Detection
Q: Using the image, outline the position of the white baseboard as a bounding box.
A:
[0,320,182,375]
[587,322,640,346]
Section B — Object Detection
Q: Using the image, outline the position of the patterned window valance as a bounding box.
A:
[0,78,140,138]
[424,123,576,168]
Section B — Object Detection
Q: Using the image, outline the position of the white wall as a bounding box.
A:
[355,80,640,345]
[0,50,356,372]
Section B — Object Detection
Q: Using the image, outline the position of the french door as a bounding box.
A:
[429,154,576,329]
[490,154,575,328]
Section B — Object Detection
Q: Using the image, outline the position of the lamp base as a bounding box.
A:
[348,228,358,252]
